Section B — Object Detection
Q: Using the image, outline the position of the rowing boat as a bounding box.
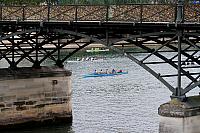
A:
[83,72,128,78]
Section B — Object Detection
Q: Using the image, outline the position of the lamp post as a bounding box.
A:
[176,0,184,23]
[175,0,185,99]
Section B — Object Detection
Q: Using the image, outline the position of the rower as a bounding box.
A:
[94,70,97,74]
[105,69,108,74]
[100,69,103,74]
[112,69,116,74]
[118,69,122,73]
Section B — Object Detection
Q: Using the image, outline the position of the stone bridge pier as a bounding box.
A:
[158,0,200,132]
[159,96,200,133]
[0,66,72,129]
[0,0,200,131]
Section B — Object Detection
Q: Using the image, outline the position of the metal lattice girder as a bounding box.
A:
[0,29,41,68]
[52,29,178,94]
[101,31,200,97]
[110,45,176,94]
[1,21,200,97]
[0,27,97,68]
[40,27,200,97]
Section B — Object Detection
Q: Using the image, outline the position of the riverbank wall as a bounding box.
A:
[0,66,72,130]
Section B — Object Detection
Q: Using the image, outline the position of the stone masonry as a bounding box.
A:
[0,66,72,129]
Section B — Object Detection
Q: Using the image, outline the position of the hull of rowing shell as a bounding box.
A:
[83,72,128,78]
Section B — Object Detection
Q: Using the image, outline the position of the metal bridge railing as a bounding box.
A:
[0,4,199,23]
[184,4,200,22]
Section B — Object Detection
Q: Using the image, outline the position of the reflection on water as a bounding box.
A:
[2,124,74,133]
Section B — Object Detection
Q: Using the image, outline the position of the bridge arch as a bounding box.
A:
[49,28,200,97]
[0,1,199,98]
[1,23,200,97]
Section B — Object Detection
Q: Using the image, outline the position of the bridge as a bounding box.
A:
[1,2,200,98]
[1,0,200,131]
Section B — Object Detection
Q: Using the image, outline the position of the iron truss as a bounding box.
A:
[0,2,200,98]
[0,21,200,98]
[0,23,94,68]
[107,30,200,98]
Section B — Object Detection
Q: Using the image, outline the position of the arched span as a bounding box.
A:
[2,28,200,96]
[0,29,40,68]
[0,28,93,68]
[0,29,38,42]
[53,29,200,96]
[53,29,177,94]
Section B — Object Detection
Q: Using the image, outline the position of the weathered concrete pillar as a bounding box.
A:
[0,66,72,130]
[159,96,200,133]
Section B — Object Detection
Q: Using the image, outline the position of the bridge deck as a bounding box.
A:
[1,21,200,31]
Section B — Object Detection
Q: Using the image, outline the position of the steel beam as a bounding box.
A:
[108,45,175,93]
[177,31,182,97]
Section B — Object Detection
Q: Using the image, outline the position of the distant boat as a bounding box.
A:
[67,57,104,63]
[86,48,109,53]
[83,72,128,78]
